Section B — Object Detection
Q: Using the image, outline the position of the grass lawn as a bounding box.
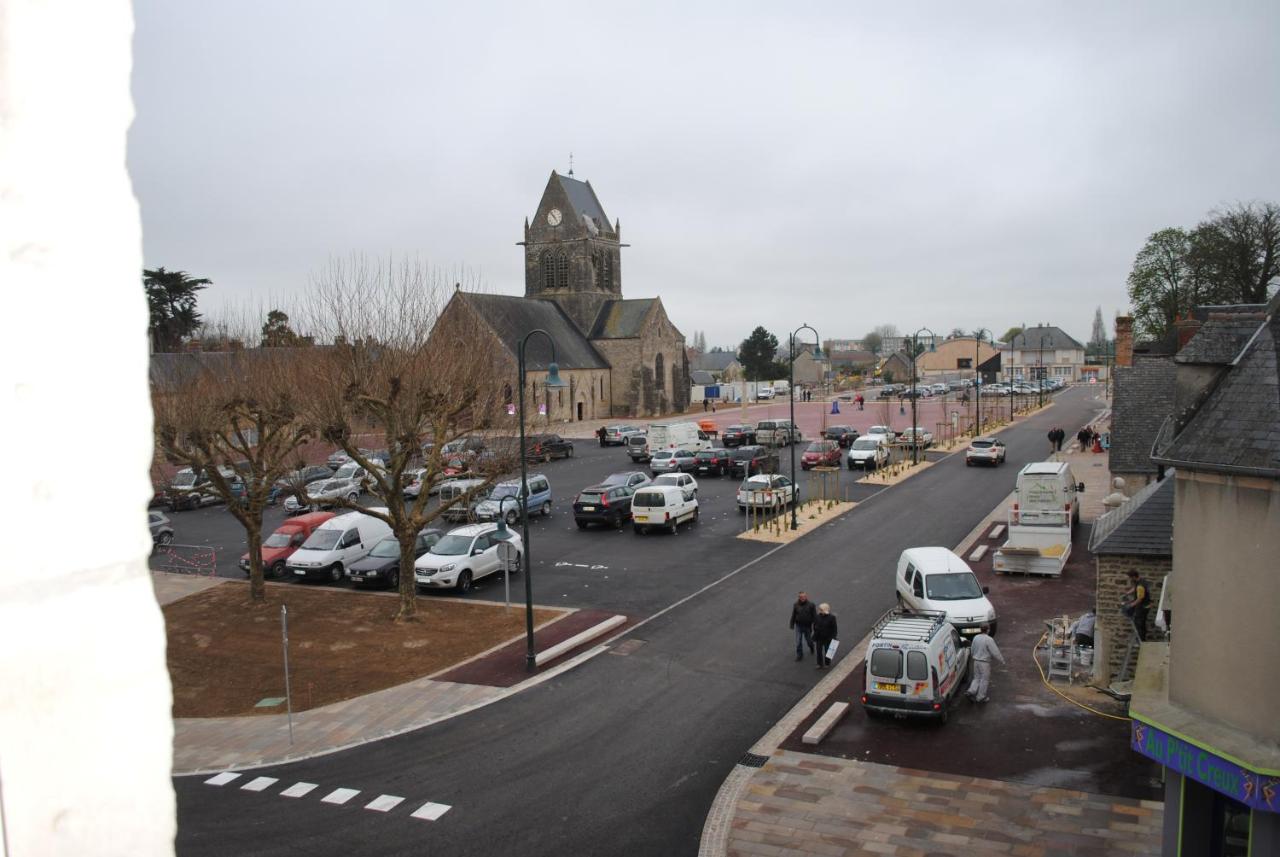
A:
[165,582,564,717]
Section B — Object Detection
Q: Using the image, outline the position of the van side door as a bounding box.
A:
[336,528,362,562]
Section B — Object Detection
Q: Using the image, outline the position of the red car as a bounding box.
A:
[801,440,842,469]
[239,511,335,579]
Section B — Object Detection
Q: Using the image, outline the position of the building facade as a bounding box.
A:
[915,336,1001,380]
[1003,326,1086,382]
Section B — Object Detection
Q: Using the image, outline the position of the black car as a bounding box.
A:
[721,424,757,447]
[525,433,574,462]
[823,425,860,448]
[694,448,733,476]
[346,529,443,588]
[573,484,636,529]
[728,445,778,477]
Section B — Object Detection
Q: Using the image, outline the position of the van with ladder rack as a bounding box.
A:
[861,608,970,723]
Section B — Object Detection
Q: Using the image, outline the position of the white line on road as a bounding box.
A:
[365,794,405,812]
[204,772,241,786]
[279,782,318,798]
[410,802,452,821]
[240,776,278,792]
[320,787,361,805]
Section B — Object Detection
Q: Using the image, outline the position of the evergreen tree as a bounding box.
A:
[738,326,780,381]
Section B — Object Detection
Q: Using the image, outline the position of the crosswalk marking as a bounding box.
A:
[410,802,452,821]
[320,787,360,805]
[204,772,241,786]
[279,782,318,798]
[241,777,278,792]
[364,794,404,813]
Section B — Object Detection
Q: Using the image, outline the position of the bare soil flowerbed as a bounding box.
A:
[165,582,564,718]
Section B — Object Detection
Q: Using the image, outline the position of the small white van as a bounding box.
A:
[631,485,699,534]
[287,508,392,583]
[862,608,970,722]
[1012,461,1085,530]
[895,547,997,638]
[646,422,710,454]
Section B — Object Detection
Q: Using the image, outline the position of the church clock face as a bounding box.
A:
[546,208,563,226]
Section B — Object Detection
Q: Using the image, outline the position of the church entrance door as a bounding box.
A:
[576,401,585,422]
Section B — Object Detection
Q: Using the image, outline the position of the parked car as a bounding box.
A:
[865,425,896,445]
[728,445,778,477]
[164,466,236,511]
[694,448,733,476]
[625,433,651,462]
[600,471,650,492]
[330,461,378,491]
[602,425,643,445]
[895,547,998,639]
[929,383,948,396]
[801,440,842,469]
[270,465,333,505]
[756,385,775,400]
[402,468,428,499]
[573,483,638,529]
[347,529,443,588]
[650,448,698,474]
[899,427,934,449]
[847,437,891,471]
[441,437,487,457]
[823,425,859,447]
[755,419,801,447]
[287,509,393,583]
[965,437,1006,466]
[877,385,900,400]
[630,485,699,534]
[525,433,574,462]
[240,511,335,579]
[652,472,698,501]
[862,608,971,722]
[283,476,361,513]
[473,474,553,524]
[736,473,798,512]
[414,523,523,593]
[148,510,174,546]
[720,424,756,447]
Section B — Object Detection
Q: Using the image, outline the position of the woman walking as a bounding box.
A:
[813,603,838,669]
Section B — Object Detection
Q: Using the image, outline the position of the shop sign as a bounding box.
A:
[1132,720,1279,812]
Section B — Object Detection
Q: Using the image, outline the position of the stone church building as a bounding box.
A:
[435,171,689,421]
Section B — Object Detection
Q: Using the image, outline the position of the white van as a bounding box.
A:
[287,508,393,583]
[631,485,699,534]
[862,608,970,722]
[1012,461,1085,530]
[895,547,998,638]
[646,422,710,454]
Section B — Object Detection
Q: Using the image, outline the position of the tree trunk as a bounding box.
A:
[246,524,265,602]
[395,529,418,621]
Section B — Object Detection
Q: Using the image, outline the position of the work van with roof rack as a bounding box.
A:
[861,608,971,723]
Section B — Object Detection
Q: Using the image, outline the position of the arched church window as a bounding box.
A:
[554,252,569,289]
[602,252,613,290]
[541,251,554,291]
[655,353,665,391]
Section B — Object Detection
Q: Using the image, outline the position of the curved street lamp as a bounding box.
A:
[972,328,990,435]
[788,324,820,530]
[516,329,567,672]
[908,327,936,465]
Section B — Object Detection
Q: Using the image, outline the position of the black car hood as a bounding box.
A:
[348,555,402,573]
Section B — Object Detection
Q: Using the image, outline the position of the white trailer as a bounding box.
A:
[992,462,1084,577]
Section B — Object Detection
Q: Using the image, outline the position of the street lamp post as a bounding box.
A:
[973,328,989,435]
[516,329,567,672]
[788,324,820,530]
[908,327,936,466]
[1038,336,1047,409]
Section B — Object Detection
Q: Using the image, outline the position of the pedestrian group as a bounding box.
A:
[789,591,839,669]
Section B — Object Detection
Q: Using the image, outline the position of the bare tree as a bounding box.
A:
[300,257,516,622]
[153,349,313,602]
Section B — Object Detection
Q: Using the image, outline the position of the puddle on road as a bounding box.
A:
[1018,766,1096,789]
[1055,737,1109,753]
[1013,702,1072,718]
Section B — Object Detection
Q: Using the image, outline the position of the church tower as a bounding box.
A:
[522,171,623,333]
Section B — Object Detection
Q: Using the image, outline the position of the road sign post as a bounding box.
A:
[281,605,294,745]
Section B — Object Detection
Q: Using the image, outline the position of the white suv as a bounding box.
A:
[736,474,797,511]
[414,524,523,593]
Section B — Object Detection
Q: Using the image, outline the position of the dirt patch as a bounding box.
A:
[165,582,564,717]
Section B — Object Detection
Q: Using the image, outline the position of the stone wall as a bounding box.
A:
[1095,554,1171,681]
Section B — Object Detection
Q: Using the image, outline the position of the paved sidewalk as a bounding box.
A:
[151,570,224,606]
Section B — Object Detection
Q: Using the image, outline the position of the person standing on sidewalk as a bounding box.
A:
[1055,428,1065,452]
[813,603,838,669]
[788,591,817,661]
[965,625,1005,702]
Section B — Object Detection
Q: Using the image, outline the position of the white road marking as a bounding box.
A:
[410,802,452,821]
[365,794,405,812]
[241,776,278,792]
[204,772,241,786]
[321,787,361,805]
[280,782,318,798]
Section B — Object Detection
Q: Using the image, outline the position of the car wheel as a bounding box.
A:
[157,531,174,546]
[388,569,399,589]
[455,570,473,593]
[988,621,998,637]
[576,520,588,530]
[505,509,519,526]
[347,492,359,502]
[847,461,854,470]
[329,563,343,583]
[668,519,678,535]
[633,524,644,535]
[541,501,551,517]
[566,446,574,458]
[544,452,552,463]
[613,514,625,530]
[270,561,285,580]
[692,507,700,524]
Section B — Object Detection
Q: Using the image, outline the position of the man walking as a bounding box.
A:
[596,426,608,447]
[1122,570,1152,641]
[965,625,1005,703]
[788,591,817,661]
[813,603,838,669]
[1047,427,1058,454]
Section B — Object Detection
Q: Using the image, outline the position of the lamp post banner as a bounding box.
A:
[1131,720,1279,812]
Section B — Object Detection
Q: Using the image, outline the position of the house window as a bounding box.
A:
[655,353,665,390]
[554,252,569,289]
[957,358,972,369]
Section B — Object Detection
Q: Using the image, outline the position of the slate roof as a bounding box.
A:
[556,173,611,232]
[460,293,608,371]
[588,299,654,339]
[691,351,740,372]
[690,370,716,386]
[1008,325,1084,351]
[1155,309,1279,477]
[828,349,877,366]
[150,348,313,391]
[1109,356,1177,475]
[1175,313,1265,365]
[1089,475,1174,557]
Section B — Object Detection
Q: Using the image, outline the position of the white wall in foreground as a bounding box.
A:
[0,0,177,853]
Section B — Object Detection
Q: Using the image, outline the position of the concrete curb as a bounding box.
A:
[534,615,625,666]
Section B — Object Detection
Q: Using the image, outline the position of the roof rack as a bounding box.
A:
[871,607,949,643]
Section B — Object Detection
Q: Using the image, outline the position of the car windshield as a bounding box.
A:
[362,537,397,558]
[740,477,770,489]
[333,464,359,480]
[731,448,755,460]
[870,427,888,434]
[654,475,681,485]
[490,484,520,500]
[576,491,605,503]
[320,480,342,492]
[695,451,715,459]
[173,472,196,487]
[805,442,829,453]
[632,492,665,508]
[301,530,341,551]
[652,451,673,460]
[601,473,631,486]
[430,535,474,556]
[925,572,984,601]
[263,532,294,548]
[971,441,994,449]
[869,648,902,679]
[851,439,879,450]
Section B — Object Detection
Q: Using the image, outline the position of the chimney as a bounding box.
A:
[1114,316,1133,367]
[1174,317,1203,351]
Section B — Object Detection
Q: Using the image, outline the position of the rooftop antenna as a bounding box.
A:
[568,152,574,178]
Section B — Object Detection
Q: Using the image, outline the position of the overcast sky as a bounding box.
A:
[129,2,1280,348]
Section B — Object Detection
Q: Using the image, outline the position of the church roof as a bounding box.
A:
[589,299,656,339]
[555,173,611,232]
[459,293,608,371]
[1008,326,1084,351]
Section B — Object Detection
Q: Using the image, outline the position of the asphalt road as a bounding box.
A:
[173,387,1107,857]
